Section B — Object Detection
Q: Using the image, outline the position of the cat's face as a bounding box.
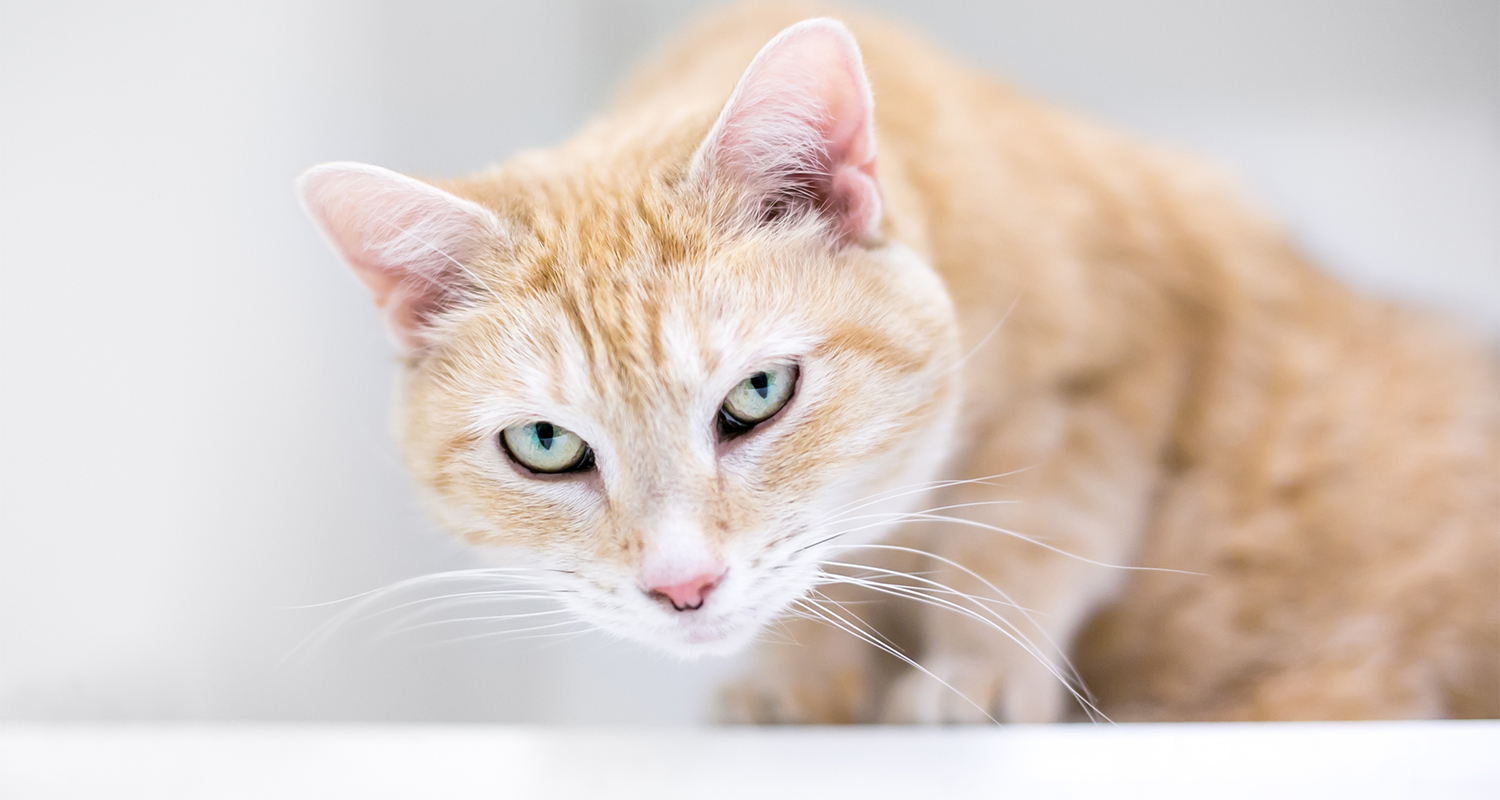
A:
[402,202,958,655]
[300,20,960,656]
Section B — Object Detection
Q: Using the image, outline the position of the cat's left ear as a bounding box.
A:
[690,18,881,245]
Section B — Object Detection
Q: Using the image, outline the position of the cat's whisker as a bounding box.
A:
[944,294,1021,377]
[821,503,1031,542]
[790,500,1031,560]
[826,499,1026,530]
[812,506,1192,580]
[817,560,1033,614]
[815,570,1050,679]
[280,566,565,665]
[372,592,565,640]
[821,575,1080,698]
[805,588,903,653]
[815,576,1097,713]
[816,572,1107,723]
[812,542,1100,713]
[824,477,996,518]
[791,597,1000,724]
[792,509,967,555]
[788,526,877,557]
[792,509,969,555]
[371,588,562,618]
[838,515,1205,576]
[280,567,555,610]
[378,607,573,641]
[423,618,595,648]
[822,469,1035,520]
[803,581,1070,725]
[755,617,804,648]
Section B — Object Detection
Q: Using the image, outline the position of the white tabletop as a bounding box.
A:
[2,721,1495,799]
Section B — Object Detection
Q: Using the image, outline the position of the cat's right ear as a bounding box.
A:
[296,162,503,352]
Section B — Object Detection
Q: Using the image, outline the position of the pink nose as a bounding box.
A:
[648,571,723,611]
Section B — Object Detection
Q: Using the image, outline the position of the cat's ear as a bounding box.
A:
[297,162,503,351]
[691,18,881,244]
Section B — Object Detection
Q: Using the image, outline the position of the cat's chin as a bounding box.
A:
[647,620,763,660]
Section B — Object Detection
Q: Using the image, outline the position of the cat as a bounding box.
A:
[297,2,1498,723]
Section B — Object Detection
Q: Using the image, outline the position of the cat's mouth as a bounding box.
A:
[646,563,817,656]
[663,613,759,654]
[572,563,813,657]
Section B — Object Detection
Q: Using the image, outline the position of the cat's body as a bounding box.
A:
[300,2,1498,722]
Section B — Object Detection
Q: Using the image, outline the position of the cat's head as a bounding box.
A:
[298,20,960,656]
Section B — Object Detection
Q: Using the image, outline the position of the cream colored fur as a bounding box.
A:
[300,2,1498,722]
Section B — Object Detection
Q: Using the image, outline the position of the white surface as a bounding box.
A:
[2,721,1497,799]
[2,1,1496,724]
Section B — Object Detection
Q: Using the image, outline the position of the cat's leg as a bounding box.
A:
[880,523,1128,724]
[879,389,1170,724]
[719,581,910,723]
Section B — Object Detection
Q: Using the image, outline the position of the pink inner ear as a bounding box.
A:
[693,19,882,243]
[297,162,500,351]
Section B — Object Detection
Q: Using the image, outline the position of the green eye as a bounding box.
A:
[500,421,592,474]
[721,364,798,432]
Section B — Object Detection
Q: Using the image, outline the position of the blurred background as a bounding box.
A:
[1,0,1495,724]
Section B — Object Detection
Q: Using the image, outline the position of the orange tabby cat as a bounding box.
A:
[298,2,1498,722]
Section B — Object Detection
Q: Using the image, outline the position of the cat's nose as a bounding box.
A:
[647,571,724,612]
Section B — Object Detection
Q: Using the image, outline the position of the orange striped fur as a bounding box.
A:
[300,3,1498,722]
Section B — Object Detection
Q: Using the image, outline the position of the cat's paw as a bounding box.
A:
[718,665,875,724]
[881,653,1068,724]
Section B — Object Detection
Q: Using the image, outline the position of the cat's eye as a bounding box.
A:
[719,364,798,435]
[500,421,593,474]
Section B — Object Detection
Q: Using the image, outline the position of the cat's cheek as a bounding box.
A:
[411,441,603,552]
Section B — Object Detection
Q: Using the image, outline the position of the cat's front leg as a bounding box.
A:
[720,583,907,724]
[882,650,1069,724]
[876,401,1165,723]
[878,549,1109,724]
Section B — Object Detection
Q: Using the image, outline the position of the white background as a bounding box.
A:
[2,0,1496,723]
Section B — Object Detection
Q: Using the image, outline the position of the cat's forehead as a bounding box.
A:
[454,123,712,262]
[521,185,707,277]
[462,248,802,400]
[459,166,806,350]
[438,147,893,414]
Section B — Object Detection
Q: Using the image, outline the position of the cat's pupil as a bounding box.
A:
[750,372,769,399]
[535,422,555,450]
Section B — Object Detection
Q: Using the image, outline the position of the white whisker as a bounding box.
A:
[793,597,999,724]
[379,607,572,640]
[818,561,1033,614]
[423,618,592,647]
[369,588,561,619]
[806,588,902,653]
[812,544,1108,721]
[837,515,1203,575]
[280,567,554,610]
[820,572,1102,718]
[946,294,1020,376]
[823,469,1035,521]
[279,566,562,666]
